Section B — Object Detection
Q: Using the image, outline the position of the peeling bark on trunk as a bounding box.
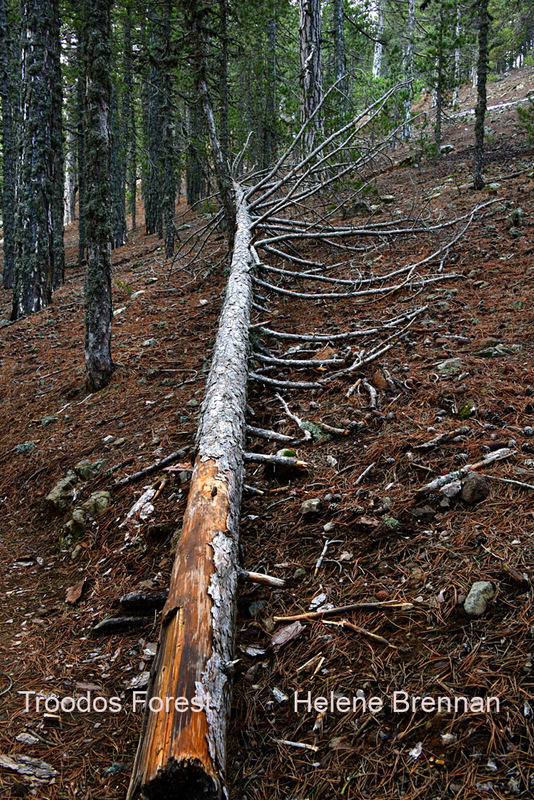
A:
[126,184,253,800]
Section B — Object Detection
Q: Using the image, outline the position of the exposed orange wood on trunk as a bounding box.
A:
[127,457,230,798]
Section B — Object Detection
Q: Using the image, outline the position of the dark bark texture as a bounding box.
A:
[0,0,17,289]
[11,0,64,318]
[473,0,489,190]
[83,0,114,391]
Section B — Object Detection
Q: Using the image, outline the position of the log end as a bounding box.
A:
[131,758,222,800]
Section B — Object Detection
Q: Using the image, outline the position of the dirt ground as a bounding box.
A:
[0,68,533,799]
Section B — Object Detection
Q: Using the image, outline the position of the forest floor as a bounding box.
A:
[0,67,534,800]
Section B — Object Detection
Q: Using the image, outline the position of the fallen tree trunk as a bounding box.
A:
[127,183,253,800]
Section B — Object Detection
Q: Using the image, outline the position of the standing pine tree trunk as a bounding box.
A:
[333,0,347,107]
[83,0,113,391]
[77,33,87,266]
[473,0,489,190]
[263,3,277,168]
[160,0,176,259]
[0,0,17,289]
[11,0,64,319]
[298,0,323,154]
[123,1,137,232]
[111,74,127,249]
[373,0,385,78]
[188,0,236,241]
[403,0,415,138]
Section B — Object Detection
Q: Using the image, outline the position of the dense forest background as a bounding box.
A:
[0,0,533,352]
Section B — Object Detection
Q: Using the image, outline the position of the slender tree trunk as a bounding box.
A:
[111,74,127,249]
[0,0,17,289]
[473,0,489,190]
[333,0,346,107]
[161,0,176,258]
[189,0,236,241]
[263,4,277,168]
[142,8,163,238]
[373,0,385,79]
[403,0,415,138]
[218,0,230,164]
[62,30,77,227]
[83,0,113,391]
[51,9,65,291]
[12,0,64,319]
[452,5,461,108]
[123,2,136,231]
[77,34,87,265]
[299,0,323,154]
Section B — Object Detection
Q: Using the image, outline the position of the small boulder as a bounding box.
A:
[412,505,436,521]
[46,470,79,512]
[301,498,321,516]
[75,460,106,481]
[463,581,494,616]
[437,358,464,376]
[81,491,111,515]
[461,473,489,505]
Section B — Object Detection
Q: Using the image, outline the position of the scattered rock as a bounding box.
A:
[75,460,106,480]
[142,338,157,347]
[186,398,200,407]
[509,226,522,239]
[301,498,321,516]
[81,491,111,515]
[463,581,494,617]
[16,441,36,454]
[474,336,500,350]
[379,194,396,203]
[412,505,436,521]
[323,521,336,533]
[458,400,476,419]
[46,470,78,512]
[437,357,464,376]
[40,416,58,426]
[461,473,489,505]
[102,434,115,445]
[293,567,306,580]
[474,344,521,358]
[440,144,455,154]
[440,480,462,498]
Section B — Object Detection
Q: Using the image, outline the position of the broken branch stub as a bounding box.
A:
[127,184,253,800]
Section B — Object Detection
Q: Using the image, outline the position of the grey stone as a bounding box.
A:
[75,460,106,480]
[412,505,436,520]
[186,398,200,407]
[437,358,464,376]
[102,435,115,445]
[464,581,494,616]
[323,522,336,533]
[16,441,36,454]
[142,338,157,347]
[41,416,58,426]
[440,480,462,498]
[301,498,321,516]
[293,567,306,580]
[461,473,489,505]
[81,491,111,515]
[440,144,455,154]
[509,226,522,239]
[46,470,79,512]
